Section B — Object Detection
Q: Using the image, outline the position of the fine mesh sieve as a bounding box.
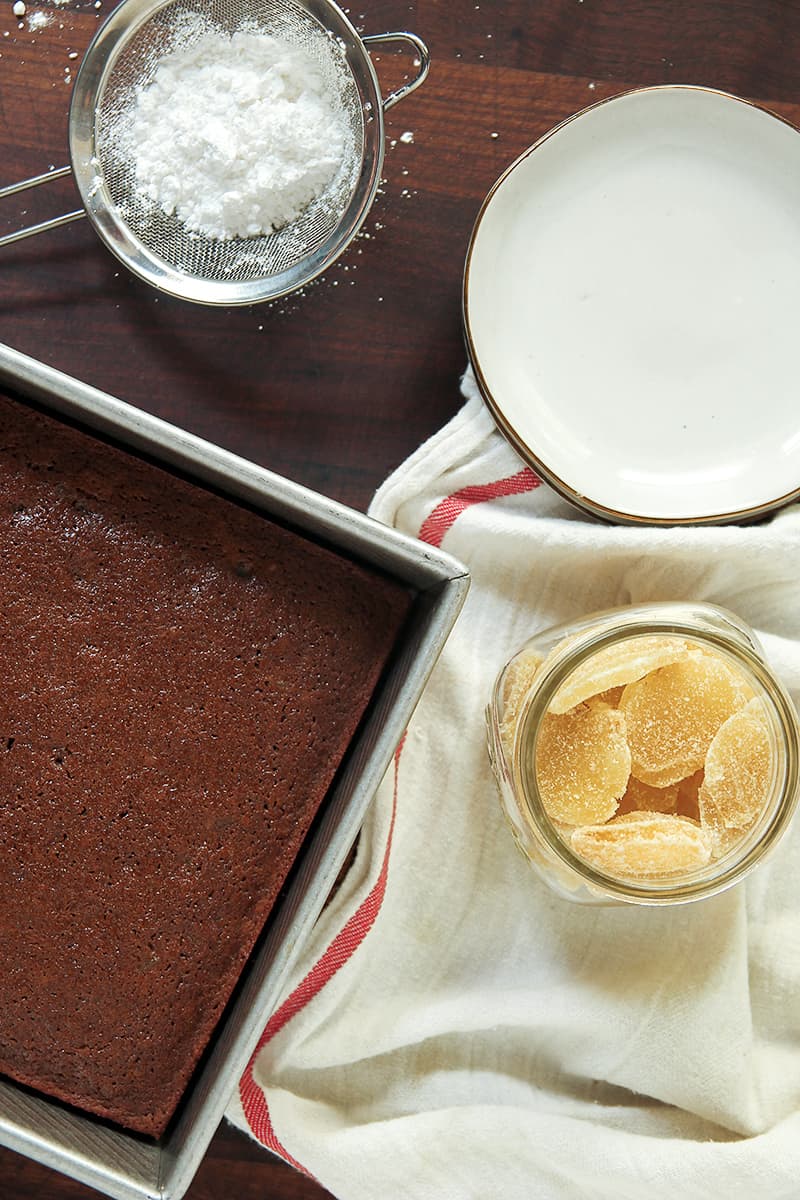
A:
[0,0,429,305]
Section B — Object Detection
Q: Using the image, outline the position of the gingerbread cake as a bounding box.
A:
[0,394,411,1137]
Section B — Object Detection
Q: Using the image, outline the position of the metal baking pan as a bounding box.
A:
[0,341,469,1200]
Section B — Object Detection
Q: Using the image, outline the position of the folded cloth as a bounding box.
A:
[228,368,800,1199]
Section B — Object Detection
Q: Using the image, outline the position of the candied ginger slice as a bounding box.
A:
[620,653,750,787]
[698,782,752,858]
[570,813,713,878]
[701,698,772,831]
[697,796,740,856]
[690,646,758,698]
[617,775,679,816]
[499,646,543,755]
[675,770,703,822]
[549,635,689,715]
[535,698,630,826]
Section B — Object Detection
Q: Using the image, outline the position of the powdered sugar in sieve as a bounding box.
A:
[95,1,363,282]
[108,14,354,242]
[0,0,430,304]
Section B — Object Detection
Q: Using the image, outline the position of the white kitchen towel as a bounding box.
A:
[228,369,800,1200]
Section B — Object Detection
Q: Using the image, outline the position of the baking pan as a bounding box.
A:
[0,341,469,1200]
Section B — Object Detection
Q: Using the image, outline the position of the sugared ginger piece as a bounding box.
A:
[699,698,772,848]
[675,770,704,822]
[620,652,751,787]
[499,646,543,754]
[548,635,689,714]
[617,775,680,816]
[571,812,713,878]
[535,698,629,826]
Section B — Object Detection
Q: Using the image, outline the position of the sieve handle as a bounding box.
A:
[362,32,431,111]
[0,165,85,248]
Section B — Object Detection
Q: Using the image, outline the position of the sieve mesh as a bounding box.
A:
[93,0,365,284]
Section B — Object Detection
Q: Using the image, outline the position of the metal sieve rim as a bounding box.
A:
[66,0,425,305]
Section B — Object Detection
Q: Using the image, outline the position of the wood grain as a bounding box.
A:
[2,0,800,1195]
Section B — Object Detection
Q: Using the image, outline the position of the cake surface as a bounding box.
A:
[0,394,410,1136]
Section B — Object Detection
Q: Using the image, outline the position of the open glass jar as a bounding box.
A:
[486,602,800,905]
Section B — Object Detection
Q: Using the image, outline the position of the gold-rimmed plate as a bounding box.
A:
[464,85,800,525]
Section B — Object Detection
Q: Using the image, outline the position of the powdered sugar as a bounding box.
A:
[122,26,349,240]
[26,9,52,28]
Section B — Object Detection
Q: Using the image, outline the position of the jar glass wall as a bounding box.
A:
[486,602,800,905]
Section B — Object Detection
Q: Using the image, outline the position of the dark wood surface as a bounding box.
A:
[2,0,800,1195]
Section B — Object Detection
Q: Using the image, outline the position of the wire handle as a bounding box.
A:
[362,32,431,110]
[0,165,85,248]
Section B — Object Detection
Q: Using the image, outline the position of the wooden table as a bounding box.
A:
[1,0,798,1195]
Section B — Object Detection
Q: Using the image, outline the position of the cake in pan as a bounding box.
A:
[0,394,410,1137]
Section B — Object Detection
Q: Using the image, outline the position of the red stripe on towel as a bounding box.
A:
[238,737,403,1168]
[418,467,540,547]
[239,464,541,1166]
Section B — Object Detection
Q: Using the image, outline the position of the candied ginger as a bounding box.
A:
[549,635,689,714]
[617,775,679,816]
[571,812,713,878]
[620,652,750,787]
[700,698,772,835]
[697,785,747,858]
[499,646,543,755]
[535,698,629,826]
[675,770,703,822]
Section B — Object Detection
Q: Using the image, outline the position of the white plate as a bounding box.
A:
[464,86,800,524]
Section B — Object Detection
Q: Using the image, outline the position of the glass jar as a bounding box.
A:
[486,601,800,905]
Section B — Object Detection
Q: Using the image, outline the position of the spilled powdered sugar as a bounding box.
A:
[26,9,53,28]
[117,21,350,241]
